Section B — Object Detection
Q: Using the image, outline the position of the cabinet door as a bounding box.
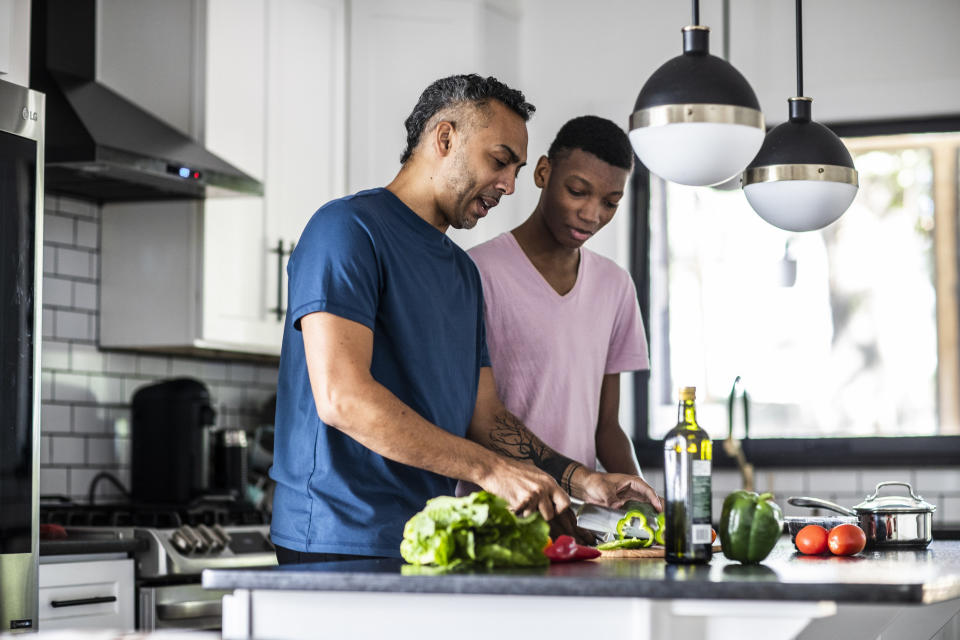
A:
[263,0,347,324]
[38,559,135,632]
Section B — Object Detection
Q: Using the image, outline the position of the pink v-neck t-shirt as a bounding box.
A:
[468,232,650,471]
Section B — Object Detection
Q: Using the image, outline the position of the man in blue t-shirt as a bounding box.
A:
[270,74,661,564]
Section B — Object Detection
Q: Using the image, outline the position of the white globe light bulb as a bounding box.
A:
[744,180,858,232]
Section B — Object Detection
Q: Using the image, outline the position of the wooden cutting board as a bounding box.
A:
[598,545,723,559]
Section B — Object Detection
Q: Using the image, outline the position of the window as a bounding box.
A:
[631,118,960,467]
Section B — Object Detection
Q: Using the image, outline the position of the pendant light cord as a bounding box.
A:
[796,0,804,96]
[692,0,700,25]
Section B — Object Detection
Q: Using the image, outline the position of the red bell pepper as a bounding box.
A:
[543,535,601,562]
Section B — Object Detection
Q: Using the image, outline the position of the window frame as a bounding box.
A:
[629,115,960,469]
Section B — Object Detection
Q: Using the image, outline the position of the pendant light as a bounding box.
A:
[629,0,765,187]
[742,0,858,232]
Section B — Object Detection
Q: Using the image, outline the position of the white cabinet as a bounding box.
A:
[38,557,135,632]
[0,0,31,87]
[100,0,347,357]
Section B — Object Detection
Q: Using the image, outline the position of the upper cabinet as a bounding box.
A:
[0,0,31,86]
[100,0,347,358]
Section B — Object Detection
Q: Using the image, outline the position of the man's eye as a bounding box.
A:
[568,188,584,197]
[493,158,507,168]
[605,200,620,209]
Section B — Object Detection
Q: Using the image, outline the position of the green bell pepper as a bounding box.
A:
[615,510,654,547]
[719,490,784,564]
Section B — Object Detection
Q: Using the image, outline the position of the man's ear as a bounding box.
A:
[533,155,551,188]
[434,121,456,158]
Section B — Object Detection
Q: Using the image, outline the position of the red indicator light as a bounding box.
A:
[193,172,200,179]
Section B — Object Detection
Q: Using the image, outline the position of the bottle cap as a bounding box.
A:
[679,386,696,401]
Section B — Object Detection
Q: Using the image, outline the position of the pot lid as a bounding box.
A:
[853,481,936,514]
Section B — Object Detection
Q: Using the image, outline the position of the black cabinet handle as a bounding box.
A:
[269,239,296,322]
[50,595,117,608]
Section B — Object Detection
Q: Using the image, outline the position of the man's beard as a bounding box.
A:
[444,149,479,230]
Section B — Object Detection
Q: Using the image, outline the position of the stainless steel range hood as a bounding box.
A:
[30,0,263,202]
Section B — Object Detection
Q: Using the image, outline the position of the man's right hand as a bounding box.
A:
[477,459,594,545]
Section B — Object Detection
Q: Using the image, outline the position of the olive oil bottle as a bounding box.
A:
[664,386,713,564]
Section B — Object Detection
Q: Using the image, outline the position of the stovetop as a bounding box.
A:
[40,496,276,578]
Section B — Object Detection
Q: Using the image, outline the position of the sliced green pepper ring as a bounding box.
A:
[615,510,655,547]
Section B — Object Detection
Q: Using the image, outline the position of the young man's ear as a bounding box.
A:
[533,155,551,188]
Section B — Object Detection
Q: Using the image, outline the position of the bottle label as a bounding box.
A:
[692,473,711,520]
[692,459,711,476]
[692,524,713,544]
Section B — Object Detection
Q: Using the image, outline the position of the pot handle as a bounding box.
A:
[787,496,857,516]
[865,481,923,502]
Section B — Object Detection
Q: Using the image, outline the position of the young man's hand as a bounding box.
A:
[574,471,662,512]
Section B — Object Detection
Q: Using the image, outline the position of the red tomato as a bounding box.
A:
[827,524,867,556]
[795,525,829,555]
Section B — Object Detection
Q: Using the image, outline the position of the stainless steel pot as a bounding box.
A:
[788,481,935,549]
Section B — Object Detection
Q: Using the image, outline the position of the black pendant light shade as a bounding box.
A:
[742,0,859,231]
[629,21,766,187]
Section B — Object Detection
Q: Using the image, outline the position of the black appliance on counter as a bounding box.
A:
[131,378,216,504]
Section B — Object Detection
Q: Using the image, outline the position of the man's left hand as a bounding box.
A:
[576,471,662,512]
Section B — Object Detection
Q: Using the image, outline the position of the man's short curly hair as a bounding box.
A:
[400,74,535,164]
[547,115,635,171]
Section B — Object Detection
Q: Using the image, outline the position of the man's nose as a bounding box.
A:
[579,201,601,224]
[497,172,516,196]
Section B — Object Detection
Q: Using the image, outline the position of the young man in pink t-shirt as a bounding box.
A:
[468,115,650,480]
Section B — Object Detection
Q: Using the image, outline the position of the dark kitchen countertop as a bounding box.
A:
[202,537,960,605]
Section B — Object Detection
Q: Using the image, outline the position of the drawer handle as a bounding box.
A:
[50,595,117,608]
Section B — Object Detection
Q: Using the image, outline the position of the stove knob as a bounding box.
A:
[179,525,208,554]
[196,524,223,552]
[212,524,232,549]
[170,530,193,554]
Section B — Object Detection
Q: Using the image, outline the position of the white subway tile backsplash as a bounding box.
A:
[42,403,71,431]
[39,200,280,498]
[915,468,960,494]
[44,214,74,244]
[43,245,56,274]
[808,469,859,496]
[229,363,257,383]
[43,276,73,307]
[641,469,664,495]
[941,496,960,525]
[51,435,86,465]
[71,343,104,373]
[87,437,119,466]
[75,219,98,249]
[56,247,93,279]
[40,436,53,464]
[858,469,916,497]
[73,281,97,310]
[53,372,90,402]
[54,309,91,341]
[711,470,743,495]
[40,468,68,496]
[87,374,125,404]
[105,352,137,375]
[56,197,98,219]
[72,405,110,434]
[137,355,170,378]
[42,341,70,370]
[42,308,55,338]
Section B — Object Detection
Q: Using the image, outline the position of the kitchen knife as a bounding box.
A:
[572,499,657,543]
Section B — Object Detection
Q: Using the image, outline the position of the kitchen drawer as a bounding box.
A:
[38,558,134,631]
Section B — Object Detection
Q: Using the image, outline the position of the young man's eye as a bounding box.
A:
[605,200,620,210]
[567,187,584,197]
[493,157,508,168]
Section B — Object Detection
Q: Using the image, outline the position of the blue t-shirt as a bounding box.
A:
[269,188,490,557]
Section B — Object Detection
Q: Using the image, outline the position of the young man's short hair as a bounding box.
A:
[548,115,634,171]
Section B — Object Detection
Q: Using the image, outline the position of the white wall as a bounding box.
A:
[0,0,31,86]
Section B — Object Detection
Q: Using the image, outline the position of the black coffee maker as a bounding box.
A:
[131,378,216,504]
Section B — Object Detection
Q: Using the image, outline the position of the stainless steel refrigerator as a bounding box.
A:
[0,78,44,633]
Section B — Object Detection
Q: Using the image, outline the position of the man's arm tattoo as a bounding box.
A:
[486,411,584,493]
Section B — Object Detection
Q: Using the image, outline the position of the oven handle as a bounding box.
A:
[50,595,117,608]
[156,599,222,620]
